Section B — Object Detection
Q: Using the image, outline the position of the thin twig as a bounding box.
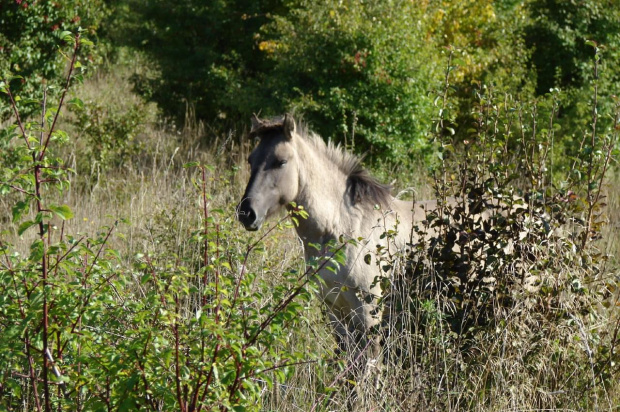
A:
[39,33,81,161]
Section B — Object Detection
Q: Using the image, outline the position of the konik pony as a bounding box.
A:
[237,114,441,371]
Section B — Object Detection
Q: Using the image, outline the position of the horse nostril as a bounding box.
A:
[245,208,256,224]
[238,201,257,227]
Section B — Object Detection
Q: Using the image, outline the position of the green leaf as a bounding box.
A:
[183,161,200,168]
[18,220,37,236]
[80,38,94,47]
[212,363,219,382]
[49,205,74,220]
[68,98,84,109]
[59,31,73,42]
[12,201,30,223]
[21,98,40,106]
[29,239,45,262]
[364,253,372,265]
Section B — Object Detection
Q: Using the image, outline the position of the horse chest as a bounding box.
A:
[305,241,380,312]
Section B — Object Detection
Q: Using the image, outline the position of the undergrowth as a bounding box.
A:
[366,48,620,411]
[0,32,331,412]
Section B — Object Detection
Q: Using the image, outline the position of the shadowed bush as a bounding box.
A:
[371,51,620,411]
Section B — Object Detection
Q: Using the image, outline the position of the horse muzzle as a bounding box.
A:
[237,200,263,231]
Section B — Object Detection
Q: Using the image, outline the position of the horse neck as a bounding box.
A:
[292,137,353,247]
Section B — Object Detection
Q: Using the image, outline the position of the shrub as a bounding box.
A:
[261,0,441,163]
[69,98,146,174]
[0,0,109,119]
[524,0,620,96]
[109,0,620,169]
[373,50,620,410]
[0,30,320,412]
[110,0,286,126]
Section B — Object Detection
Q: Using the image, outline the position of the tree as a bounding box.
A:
[0,0,108,118]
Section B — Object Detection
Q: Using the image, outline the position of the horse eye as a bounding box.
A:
[275,159,287,168]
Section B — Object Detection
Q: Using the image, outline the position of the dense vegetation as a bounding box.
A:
[106,0,620,164]
[1,0,619,410]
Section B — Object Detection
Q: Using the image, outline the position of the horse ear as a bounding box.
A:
[283,114,295,140]
[250,114,263,135]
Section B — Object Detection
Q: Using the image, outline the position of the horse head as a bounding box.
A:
[237,114,300,231]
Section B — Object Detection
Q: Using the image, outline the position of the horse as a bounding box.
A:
[236,114,455,368]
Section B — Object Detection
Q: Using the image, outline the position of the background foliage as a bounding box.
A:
[0,0,108,118]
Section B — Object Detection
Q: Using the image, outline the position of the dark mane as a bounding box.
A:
[345,165,392,207]
[306,128,392,207]
[250,114,392,207]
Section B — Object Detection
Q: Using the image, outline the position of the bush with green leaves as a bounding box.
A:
[372,50,620,410]
[109,0,286,126]
[525,0,620,96]
[0,0,109,119]
[520,0,620,175]
[0,30,324,412]
[69,98,146,174]
[107,0,620,169]
[263,0,446,163]
[114,0,443,162]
